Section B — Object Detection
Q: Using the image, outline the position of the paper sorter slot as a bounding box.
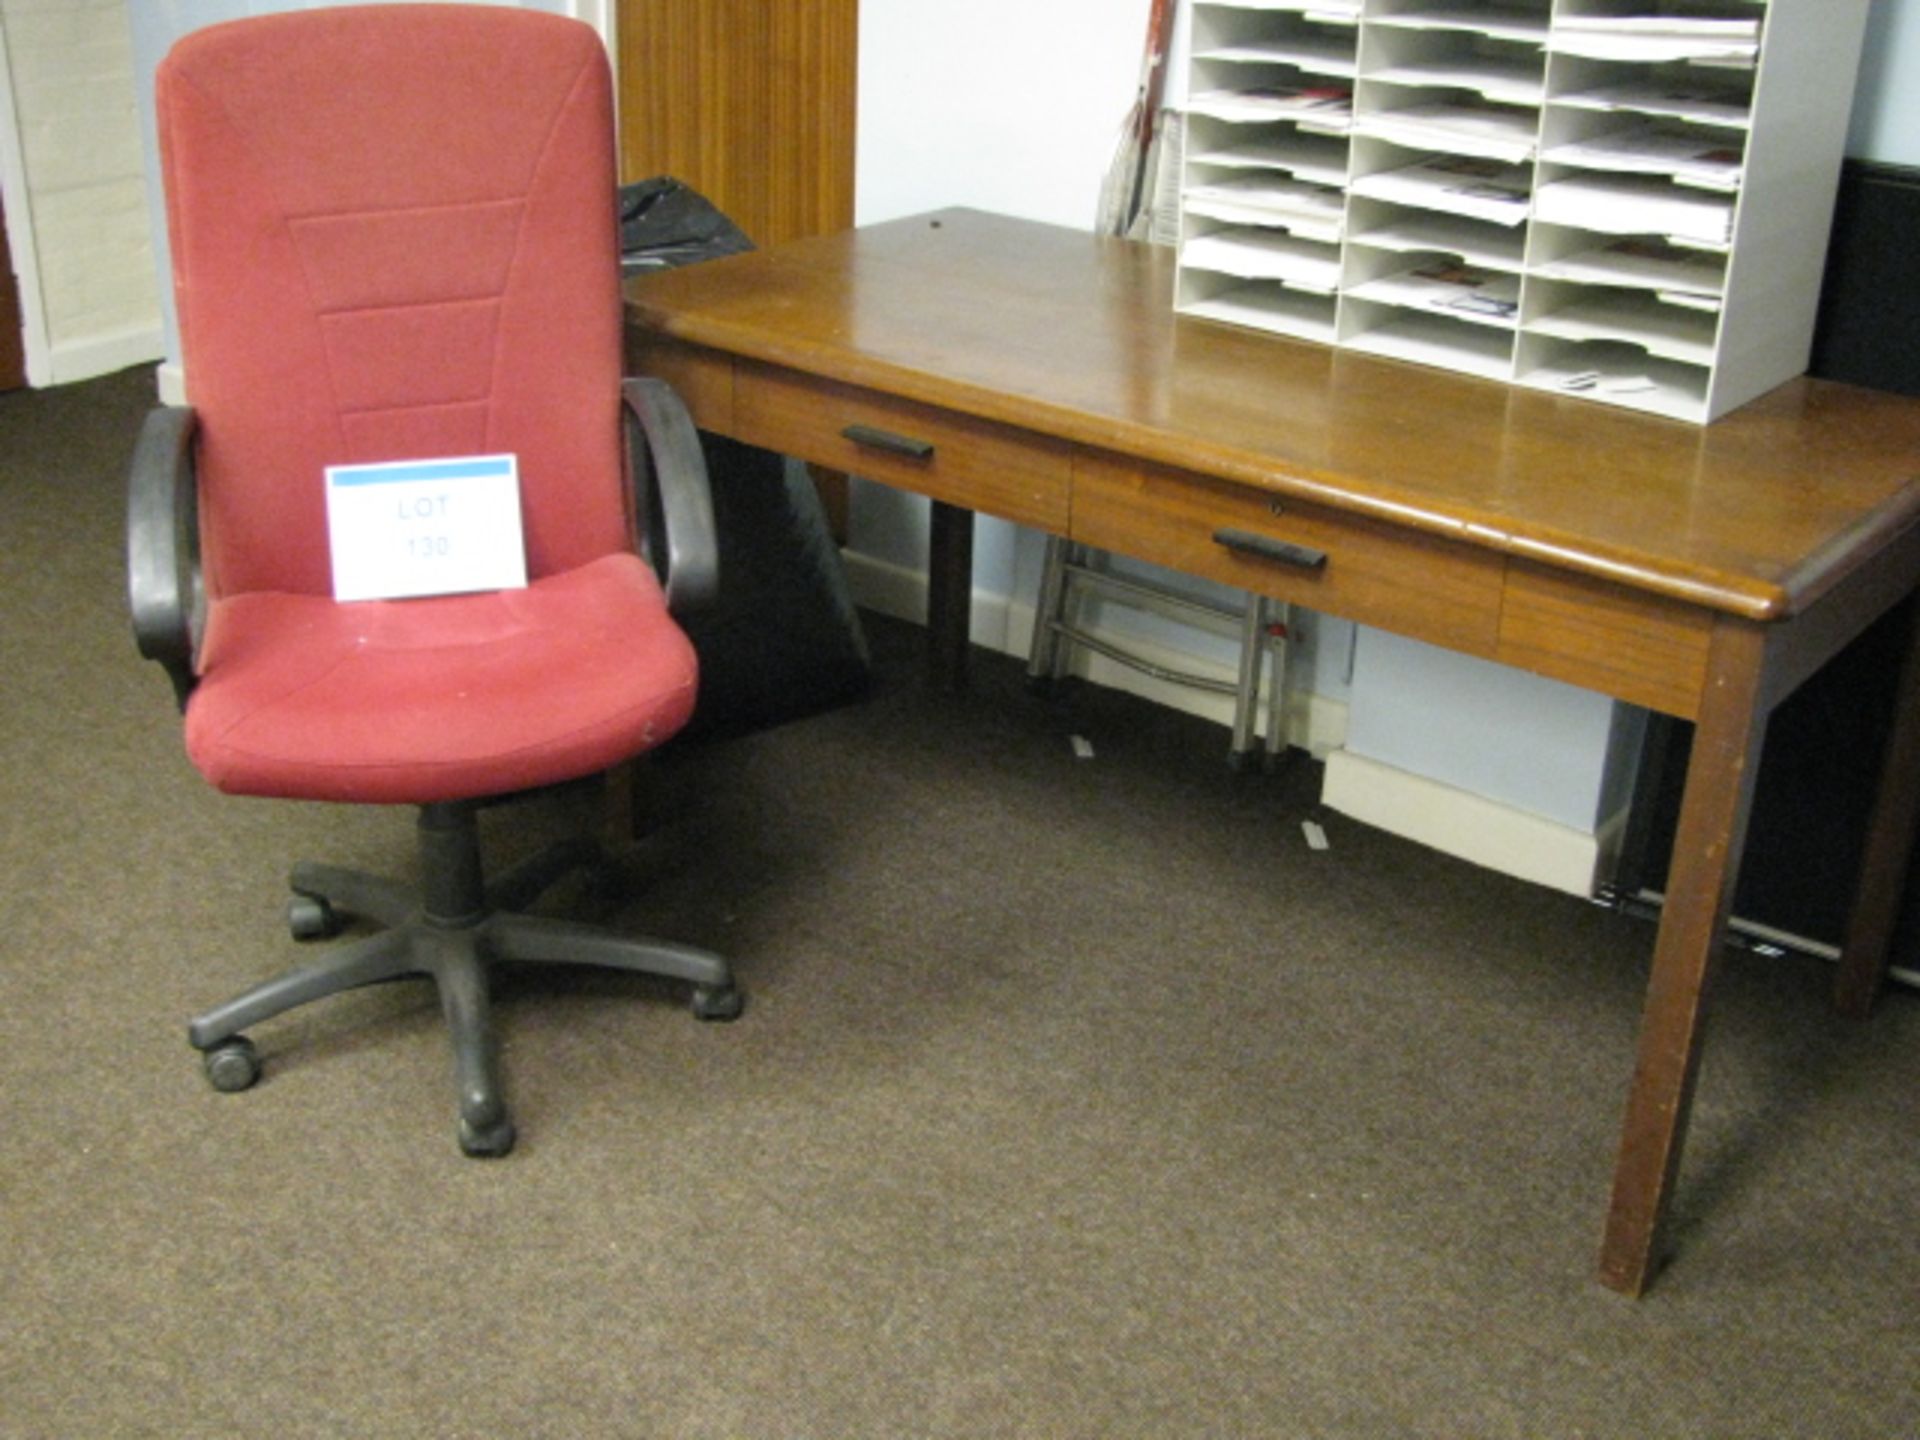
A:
[1532,171,1734,247]
[1547,64,1753,131]
[1526,229,1726,302]
[1350,97,1540,164]
[1190,4,1361,81]
[1358,19,1548,106]
[1180,226,1344,291]
[1186,118,1352,187]
[1523,284,1719,366]
[1537,120,1745,192]
[1177,274,1341,346]
[1348,152,1534,226]
[1344,260,1521,329]
[1547,8,1761,68]
[1342,304,1517,380]
[1189,80,1356,129]
[1346,201,1528,270]
[1364,2,1552,46]
[1184,172,1348,241]
[1514,335,1711,422]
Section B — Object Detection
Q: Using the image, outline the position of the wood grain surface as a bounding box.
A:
[627,209,1920,623]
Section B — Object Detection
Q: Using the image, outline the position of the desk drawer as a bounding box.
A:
[1072,454,1504,657]
[733,361,1071,530]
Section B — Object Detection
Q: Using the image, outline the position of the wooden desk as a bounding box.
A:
[624,208,1920,1295]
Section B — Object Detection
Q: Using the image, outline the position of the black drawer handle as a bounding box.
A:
[842,423,935,461]
[1213,527,1327,572]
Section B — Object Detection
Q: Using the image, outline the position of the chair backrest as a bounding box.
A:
[158,4,630,599]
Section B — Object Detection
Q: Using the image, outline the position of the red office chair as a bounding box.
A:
[128,5,741,1157]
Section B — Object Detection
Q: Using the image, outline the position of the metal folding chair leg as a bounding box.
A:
[1026,534,1293,768]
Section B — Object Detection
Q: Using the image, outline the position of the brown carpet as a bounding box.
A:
[3,366,1916,1437]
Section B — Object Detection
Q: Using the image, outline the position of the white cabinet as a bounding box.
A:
[1173,1,1871,422]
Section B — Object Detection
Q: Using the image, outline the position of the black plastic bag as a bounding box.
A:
[620,178,870,738]
[619,176,754,276]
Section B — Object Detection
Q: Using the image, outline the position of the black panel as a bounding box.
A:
[1618,159,1920,963]
[1809,161,1920,397]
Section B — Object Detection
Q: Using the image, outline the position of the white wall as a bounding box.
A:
[0,0,161,386]
[856,0,1150,230]
[1848,0,1920,165]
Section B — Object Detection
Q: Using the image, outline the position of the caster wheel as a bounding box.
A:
[691,983,745,1022]
[287,893,340,941]
[458,1115,516,1158]
[203,1036,261,1093]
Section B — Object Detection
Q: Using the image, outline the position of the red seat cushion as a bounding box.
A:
[185,554,697,805]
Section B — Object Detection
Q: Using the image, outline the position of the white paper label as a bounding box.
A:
[325,454,527,602]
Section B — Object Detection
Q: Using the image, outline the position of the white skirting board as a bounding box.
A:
[156,361,187,406]
[45,324,164,389]
[1322,748,1622,899]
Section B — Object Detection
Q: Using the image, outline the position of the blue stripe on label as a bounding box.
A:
[329,456,514,487]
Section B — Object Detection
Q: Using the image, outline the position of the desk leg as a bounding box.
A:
[1599,619,1768,1297]
[927,500,974,691]
[1835,591,1920,1018]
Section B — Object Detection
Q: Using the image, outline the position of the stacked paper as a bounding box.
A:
[1349,212,1527,271]
[1189,84,1353,129]
[1540,125,1744,191]
[1181,231,1343,292]
[1551,14,1760,65]
[1554,79,1752,131]
[1367,3,1550,45]
[1345,261,1521,328]
[1185,174,1348,242]
[1348,155,1534,226]
[1366,54,1546,106]
[1533,173,1734,246]
[1195,35,1357,78]
[1352,99,1538,164]
[1189,133,1351,188]
[1530,238,1726,307]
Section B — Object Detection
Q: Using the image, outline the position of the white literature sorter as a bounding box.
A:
[1175,1,1872,422]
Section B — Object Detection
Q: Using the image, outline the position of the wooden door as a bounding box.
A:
[615,0,856,248]
[0,194,25,391]
[616,0,857,532]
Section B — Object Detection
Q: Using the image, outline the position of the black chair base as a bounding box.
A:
[186,801,741,1157]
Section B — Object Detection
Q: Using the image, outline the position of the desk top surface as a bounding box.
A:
[624,208,1920,621]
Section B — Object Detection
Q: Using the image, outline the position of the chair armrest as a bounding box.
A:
[127,405,204,710]
[622,376,719,613]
